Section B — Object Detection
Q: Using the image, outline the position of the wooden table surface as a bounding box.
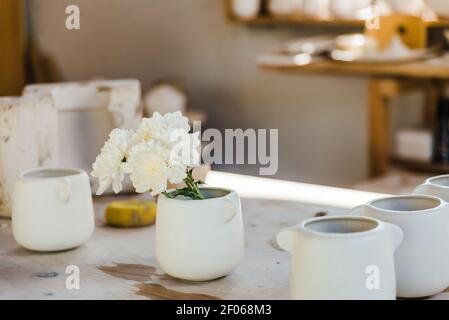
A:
[1,172,448,300]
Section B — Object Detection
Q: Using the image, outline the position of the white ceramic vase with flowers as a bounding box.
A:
[91,112,244,281]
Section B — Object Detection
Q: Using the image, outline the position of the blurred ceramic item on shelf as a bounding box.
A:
[332,34,434,63]
[373,0,393,16]
[268,0,303,16]
[0,96,59,218]
[231,0,261,19]
[395,128,432,162]
[23,80,142,194]
[12,168,94,252]
[350,195,449,298]
[330,0,372,20]
[277,216,402,300]
[389,0,425,16]
[256,52,313,67]
[335,33,378,51]
[302,0,331,19]
[144,83,187,116]
[333,33,378,59]
[426,0,449,18]
[276,35,335,55]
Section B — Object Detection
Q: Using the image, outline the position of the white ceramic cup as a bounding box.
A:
[388,0,425,16]
[277,216,402,300]
[414,174,449,201]
[330,0,372,19]
[302,0,331,18]
[268,0,304,16]
[12,168,95,252]
[156,187,244,281]
[231,0,261,19]
[350,195,449,298]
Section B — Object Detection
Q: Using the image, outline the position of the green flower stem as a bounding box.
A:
[162,168,205,200]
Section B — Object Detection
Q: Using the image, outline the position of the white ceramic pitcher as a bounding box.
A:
[350,195,449,298]
[156,187,244,281]
[277,215,403,300]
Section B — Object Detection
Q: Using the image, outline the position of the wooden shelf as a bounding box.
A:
[229,13,449,28]
[229,14,366,27]
[259,56,449,80]
[392,158,449,174]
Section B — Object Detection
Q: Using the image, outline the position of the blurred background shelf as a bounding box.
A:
[229,14,449,28]
[259,57,449,79]
[392,157,449,174]
[228,14,367,27]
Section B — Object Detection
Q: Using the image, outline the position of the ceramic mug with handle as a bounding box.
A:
[350,195,449,298]
[12,168,95,252]
[277,215,402,300]
[156,187,244,281]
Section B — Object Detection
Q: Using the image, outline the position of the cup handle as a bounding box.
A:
[348,204,368,216]
[277,227,298,253]
[223,194,240,223]
[59,178,71,203]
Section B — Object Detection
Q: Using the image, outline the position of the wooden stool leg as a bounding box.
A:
[368,79,392,177]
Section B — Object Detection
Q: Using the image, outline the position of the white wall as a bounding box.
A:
[28,0,373,186]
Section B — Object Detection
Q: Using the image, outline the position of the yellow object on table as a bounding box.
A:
[105,200,157,228]
[365,14,427,50]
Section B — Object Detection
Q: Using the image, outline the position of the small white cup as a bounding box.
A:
[303,0,331,18]
[12,168,95,252]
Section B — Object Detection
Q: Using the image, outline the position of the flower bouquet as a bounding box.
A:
[91,111,203,199]
[91,112,244,281]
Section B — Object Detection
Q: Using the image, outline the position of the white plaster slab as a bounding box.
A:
[0,97,59,217]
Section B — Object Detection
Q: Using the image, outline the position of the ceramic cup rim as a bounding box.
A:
[427,174,449,189]
[19,167,86,180]
[366,194,444,215]
[159,186,237,203]
[301,215,382,238]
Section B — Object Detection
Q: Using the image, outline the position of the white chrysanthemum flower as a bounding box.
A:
[132,111,190,147]
[91,128,132,195]
[124,141,188,195]
[169,131,201,167]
